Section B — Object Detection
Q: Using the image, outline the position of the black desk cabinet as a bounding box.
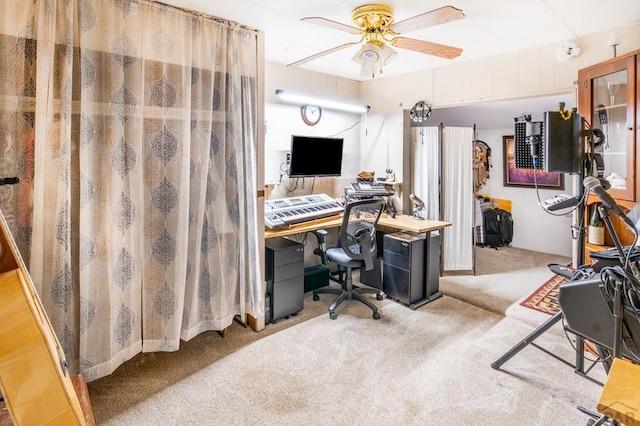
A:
[265,238,304,322]
[382,232,426,305]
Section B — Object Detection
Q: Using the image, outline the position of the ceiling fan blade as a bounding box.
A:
[389,6,465,34]
[301,17,360,34]
[288,42,358,68]
[392,37,462,59]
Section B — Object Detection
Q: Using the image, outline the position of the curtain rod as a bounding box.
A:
[152,1,259,33]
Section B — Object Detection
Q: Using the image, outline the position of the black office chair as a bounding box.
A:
[312,198,385,320]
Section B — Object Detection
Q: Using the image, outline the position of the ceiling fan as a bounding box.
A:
[289,4,465,78]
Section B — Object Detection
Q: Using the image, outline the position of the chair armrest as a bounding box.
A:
[312,229,329,265]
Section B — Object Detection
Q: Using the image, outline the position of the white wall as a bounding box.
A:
[264,61,364,199]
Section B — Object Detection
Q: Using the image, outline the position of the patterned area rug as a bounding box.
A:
[519,274,567,315]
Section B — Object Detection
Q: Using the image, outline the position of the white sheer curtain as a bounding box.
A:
[412,127,440,220]
[442,127,474,271]
[0,0,262,381]
[413,125,474,271]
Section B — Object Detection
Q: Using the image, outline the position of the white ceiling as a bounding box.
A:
[162,0,640,82]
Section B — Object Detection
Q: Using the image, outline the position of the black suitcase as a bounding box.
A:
[483,208,513,248]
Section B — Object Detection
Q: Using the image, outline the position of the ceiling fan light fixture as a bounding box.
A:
[378,42,398,65]
[351,46,365,63]
[352,4,394,31]
[293,5,465,79]
[361,41,379,62]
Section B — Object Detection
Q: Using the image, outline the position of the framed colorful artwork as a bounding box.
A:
[503,135,564,189]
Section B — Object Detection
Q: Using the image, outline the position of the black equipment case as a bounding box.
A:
[483,208,513,248]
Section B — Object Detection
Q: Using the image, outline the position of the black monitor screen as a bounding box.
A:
[288,135,344,178]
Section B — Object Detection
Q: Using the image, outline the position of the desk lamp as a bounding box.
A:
[409,193,426,220]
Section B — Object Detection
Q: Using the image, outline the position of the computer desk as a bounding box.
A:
[264,213,452,309]
[264,213,451,239]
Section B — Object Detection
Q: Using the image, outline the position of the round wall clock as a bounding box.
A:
[301,105,322,126]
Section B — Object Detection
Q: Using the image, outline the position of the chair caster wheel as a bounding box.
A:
[329,312,337,320]
[376,293,383,300]
[313,293,319,301]
[373,312,380,320]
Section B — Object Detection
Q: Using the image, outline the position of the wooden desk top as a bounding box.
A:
[378,214,452,233]
[597,357,640,426]
[264,214,451,239]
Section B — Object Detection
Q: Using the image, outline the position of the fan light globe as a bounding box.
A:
[351,46,365,63]
[361,41,379,62]
[379,43,398,65]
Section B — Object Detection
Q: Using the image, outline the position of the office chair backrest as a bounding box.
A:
[339,198,384,271]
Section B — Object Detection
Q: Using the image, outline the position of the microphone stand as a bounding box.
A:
[596,204,626,259]
[492,116,594,373]
[573,154,587,268]
[491,200,616,379]
[491,168,592,375]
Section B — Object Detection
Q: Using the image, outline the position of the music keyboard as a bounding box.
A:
[265,193,343,229]
[346,181,394,197]
[540,193,580,211]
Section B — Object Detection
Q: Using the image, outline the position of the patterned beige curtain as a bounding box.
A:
[0,0,262,381]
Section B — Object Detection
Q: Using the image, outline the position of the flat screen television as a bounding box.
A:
[288,135,344,177]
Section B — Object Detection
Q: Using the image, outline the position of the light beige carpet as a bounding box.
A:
[90,298,603,425]
[89,247,605,425]
[441,246,570,322]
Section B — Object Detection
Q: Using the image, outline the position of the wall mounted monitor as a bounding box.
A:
[288,135,344,178]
